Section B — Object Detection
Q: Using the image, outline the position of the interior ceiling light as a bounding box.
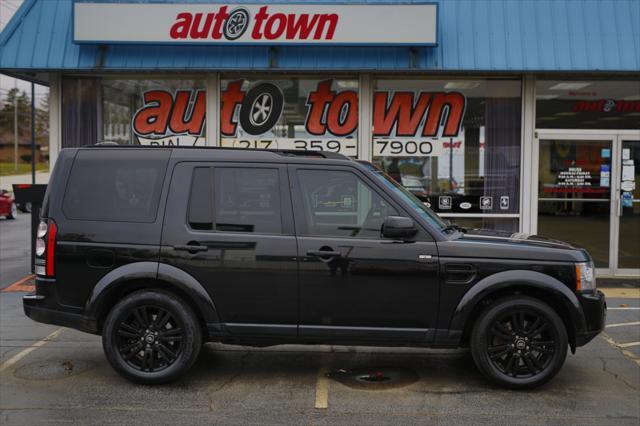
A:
[536,95,559,100]
[548,82,592,91]
[336,81,359,89]
[444,82,480,89]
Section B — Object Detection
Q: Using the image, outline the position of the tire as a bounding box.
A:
[102,290,202,385]
[239,83,283,135]
[470,296,568,390]
[7,202,17,219]
[19,202,32,213]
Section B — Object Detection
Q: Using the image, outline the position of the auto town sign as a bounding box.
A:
[73,2,438,45]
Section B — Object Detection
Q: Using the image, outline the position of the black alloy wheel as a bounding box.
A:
[471,296,568,389]
[115,305,183,373]
[103,290,202,384]
[487,311,555,378]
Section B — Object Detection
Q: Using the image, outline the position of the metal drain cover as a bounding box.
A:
[327,367,418,390]
[14,359,95,380]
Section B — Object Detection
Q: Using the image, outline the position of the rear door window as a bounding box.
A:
[187,167,213,230]
[62,149,169,222]
[213,167,282,234]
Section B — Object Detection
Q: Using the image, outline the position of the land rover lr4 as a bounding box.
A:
[24,147,606,389]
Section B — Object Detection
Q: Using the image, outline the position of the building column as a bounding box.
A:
[358,73,372,161]
[519,74,537,234]
[48,73,61,169]
[206,73,220,146]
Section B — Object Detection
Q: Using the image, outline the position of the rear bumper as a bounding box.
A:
[22,277,99,334]
[575,290,606,347]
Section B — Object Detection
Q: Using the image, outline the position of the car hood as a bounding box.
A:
[437,229,590,262]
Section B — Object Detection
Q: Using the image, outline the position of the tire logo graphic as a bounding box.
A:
[240,83,284,135]
[224,8,250,40]
[250,93,272,127]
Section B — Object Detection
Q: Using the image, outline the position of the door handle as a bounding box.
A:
[174,244,208,253]
[306,250,342,258]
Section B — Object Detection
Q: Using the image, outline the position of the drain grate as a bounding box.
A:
[327,367,418,390]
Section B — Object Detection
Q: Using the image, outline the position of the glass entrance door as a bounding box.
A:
[537,137,613,269]
[617,140,640,273]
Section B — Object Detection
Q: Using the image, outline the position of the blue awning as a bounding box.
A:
[1,0,639,75]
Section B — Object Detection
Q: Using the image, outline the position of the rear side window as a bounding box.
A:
[63,149,169,222]
[188,167,213,230]
[214,168,282,234]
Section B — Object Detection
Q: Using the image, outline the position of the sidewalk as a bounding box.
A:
[0,171,50,189]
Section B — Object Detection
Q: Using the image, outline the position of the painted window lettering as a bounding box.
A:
[132,90,206,146]
[169,6,338,41]
[130,80,466,154]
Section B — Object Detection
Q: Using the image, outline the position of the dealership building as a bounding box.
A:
[0,0,638,277]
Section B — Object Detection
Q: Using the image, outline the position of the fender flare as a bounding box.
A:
[85,262,219,326]
[449,270,587,336]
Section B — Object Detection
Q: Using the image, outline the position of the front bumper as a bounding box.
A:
[575,290,606,347]
[23,277,99,334]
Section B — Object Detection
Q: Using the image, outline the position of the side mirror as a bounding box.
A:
[381,216,418,239]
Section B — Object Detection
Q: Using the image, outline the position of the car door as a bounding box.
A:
[160,162,298,337]
[290,164,440,344]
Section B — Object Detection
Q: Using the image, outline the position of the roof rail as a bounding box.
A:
[267,149,349,160]
[81,144,351,160]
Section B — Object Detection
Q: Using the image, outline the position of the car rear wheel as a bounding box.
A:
[470,296,568,390]
[102,290,202,385]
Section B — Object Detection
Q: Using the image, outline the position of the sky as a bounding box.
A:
[0,0,49,104]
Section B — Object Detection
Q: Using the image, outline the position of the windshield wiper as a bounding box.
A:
[442,224,467,234]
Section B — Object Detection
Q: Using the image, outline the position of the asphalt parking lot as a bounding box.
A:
[1,213,639,425]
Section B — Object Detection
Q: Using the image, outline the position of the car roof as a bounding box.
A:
[77,145,354,165]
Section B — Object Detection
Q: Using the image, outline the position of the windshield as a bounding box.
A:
[361,162,448,231]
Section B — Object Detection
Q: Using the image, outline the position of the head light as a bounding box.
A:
[575,261,596,292]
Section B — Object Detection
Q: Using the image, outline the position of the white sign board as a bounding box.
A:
[74,2,438,45]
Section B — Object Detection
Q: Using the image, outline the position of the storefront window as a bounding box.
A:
[536,79,640,129]
[372,79,522,231]
[62,77,206,147]
[220,77,358,156]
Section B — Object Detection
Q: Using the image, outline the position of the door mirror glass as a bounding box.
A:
[381,216,417,239]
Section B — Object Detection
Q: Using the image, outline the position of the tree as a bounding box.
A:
[0,88,33,144]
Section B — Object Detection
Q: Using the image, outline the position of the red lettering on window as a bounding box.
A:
[422,92,466,137]
[169,90,206,135]
[133,91,174,135]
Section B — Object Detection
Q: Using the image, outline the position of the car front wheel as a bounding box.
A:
[470,296,568,389]
[102,290,202,385]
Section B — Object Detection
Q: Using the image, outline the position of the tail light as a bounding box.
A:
[35,219,57,277]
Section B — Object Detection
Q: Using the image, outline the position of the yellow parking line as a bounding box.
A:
[601,333,640,366]
[601,287,640,299]
[606,321,640,328]
[0,328,62,373]
[314,368,329,409]
[618,342,640,348]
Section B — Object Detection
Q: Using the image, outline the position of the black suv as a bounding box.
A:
[24,147,606,389]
